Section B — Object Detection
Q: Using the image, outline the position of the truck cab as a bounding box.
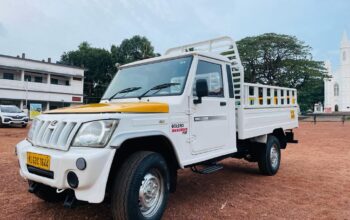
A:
[16,37,298,220]
[98,51,238,163]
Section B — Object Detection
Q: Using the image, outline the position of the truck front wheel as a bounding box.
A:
[258,135,281,176]
[111,151,170,220]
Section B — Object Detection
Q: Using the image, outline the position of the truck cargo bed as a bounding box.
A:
[236,83,298,139]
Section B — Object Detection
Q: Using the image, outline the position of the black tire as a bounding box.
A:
[22,124,27,128]
[0,117,3,128]
[28,181,66,203]
[111,151,170,220]
[258,135,281,176]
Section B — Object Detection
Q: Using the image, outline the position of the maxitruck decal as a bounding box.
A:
[171,123,188,134]
[194,116,227,122]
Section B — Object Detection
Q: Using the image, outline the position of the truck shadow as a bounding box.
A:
[21,159,266,219]
[163,159,269,218]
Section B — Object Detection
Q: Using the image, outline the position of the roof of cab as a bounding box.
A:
[120,51,231,69]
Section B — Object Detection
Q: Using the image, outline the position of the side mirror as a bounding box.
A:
[194,79,208,104]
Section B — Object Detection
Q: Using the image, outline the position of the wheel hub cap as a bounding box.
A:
[270,144,279,169]
[139,170,164,217]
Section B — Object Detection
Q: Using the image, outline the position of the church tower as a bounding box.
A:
[339,31,350,111]
[340,31,350,66]
[324,31,350,112]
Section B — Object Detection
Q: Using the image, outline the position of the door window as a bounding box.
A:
[193,60,224,97]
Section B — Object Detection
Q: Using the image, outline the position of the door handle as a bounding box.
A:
[220,101,226,106]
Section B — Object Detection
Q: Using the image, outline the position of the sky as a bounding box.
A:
[0,0,350,69]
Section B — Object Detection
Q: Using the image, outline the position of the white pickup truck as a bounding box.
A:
[16,37,298,220]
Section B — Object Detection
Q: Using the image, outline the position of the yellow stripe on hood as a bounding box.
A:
[45,102,169,114]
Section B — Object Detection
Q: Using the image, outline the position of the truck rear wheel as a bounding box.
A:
[111,151,170,220]
[258,135,281,176]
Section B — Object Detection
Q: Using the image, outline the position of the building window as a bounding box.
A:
[51,78,58,85]
[35,76,43,83]
[24,75,32,82]
[3,73,14,80]
[334,83,339,96]
[65,80,70,86]
[73,77,82,81]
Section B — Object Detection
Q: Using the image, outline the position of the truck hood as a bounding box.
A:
[45,102,169,114]
[0,112,27,117]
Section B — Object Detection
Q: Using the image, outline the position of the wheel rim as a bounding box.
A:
[270,144,279,169]
[139,169,164,218]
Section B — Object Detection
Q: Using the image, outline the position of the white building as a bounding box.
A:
[0,53,84,111]
[324,32,350,112]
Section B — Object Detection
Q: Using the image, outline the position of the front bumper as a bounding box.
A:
[16,140,116,203]
[2,117,28,125]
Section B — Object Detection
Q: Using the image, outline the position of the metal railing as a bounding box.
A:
[243,83,297,108]
[165,36,298,110]
[300,113,350,124]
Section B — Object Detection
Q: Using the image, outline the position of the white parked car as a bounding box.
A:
[16,37,298,220]
[0,105,29,128]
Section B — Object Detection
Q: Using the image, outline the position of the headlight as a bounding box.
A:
[28,119,39,141]
[72,120,119,148]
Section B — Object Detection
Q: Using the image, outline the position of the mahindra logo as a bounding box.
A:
[50,120,58,126]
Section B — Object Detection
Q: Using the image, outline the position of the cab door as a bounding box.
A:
[189,59,231,154]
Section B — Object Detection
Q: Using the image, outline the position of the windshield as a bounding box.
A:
[102,56,193,100]
[0,106,22,113]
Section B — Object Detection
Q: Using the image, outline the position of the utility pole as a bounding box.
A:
[25,77,29,108]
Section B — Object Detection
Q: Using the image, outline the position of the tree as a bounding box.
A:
[111,35,157,65]
[59,36,157,103]
[237,33,327,112]
[60,42,113,103]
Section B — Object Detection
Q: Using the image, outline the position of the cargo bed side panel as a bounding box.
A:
[237,107,298,140]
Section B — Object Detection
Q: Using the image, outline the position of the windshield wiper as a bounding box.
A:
[138,83,180,100]
[108,87,142,101]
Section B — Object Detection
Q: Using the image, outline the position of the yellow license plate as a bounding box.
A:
[27,152,51,170]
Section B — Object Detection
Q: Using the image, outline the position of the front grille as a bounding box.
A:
[31,120,77,150]
[7,116,25,120]
[12,116,25,119]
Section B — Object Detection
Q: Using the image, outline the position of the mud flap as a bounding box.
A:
[286,131,298,143]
